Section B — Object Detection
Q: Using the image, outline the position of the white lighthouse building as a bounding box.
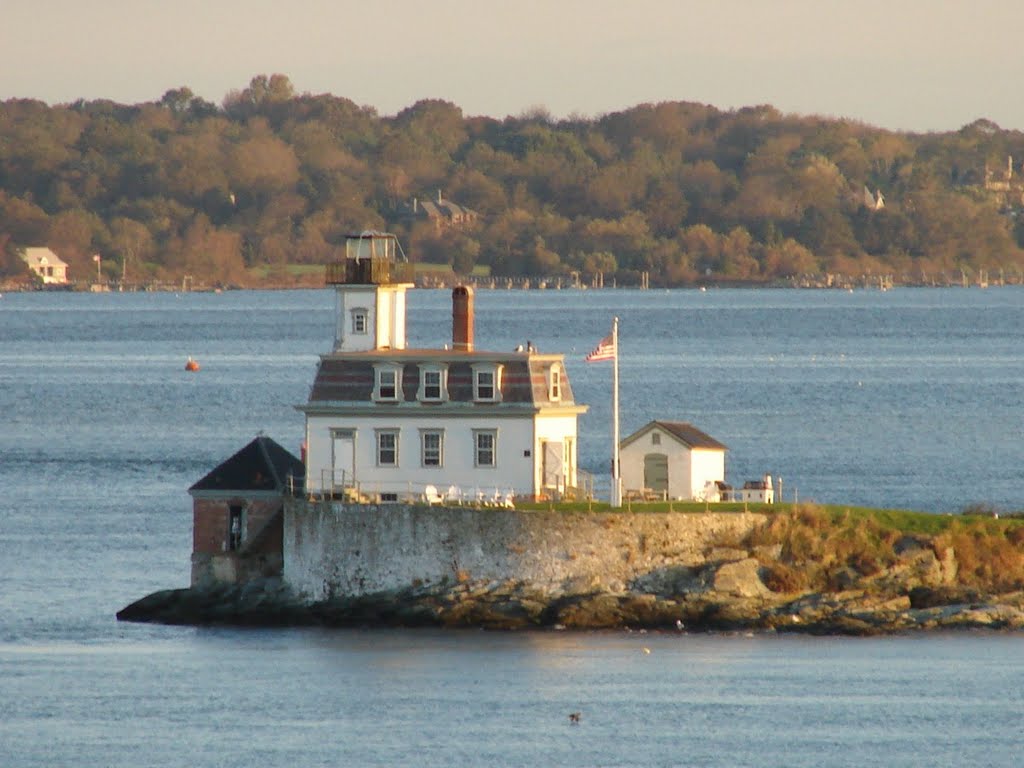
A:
[300,231,587,503]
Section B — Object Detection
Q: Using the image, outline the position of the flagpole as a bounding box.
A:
[612,316,621,507]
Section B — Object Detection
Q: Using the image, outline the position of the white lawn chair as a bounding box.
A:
[445,485,462,505]
[424,484,444,505]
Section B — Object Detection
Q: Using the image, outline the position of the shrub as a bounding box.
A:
[934,520,1024,592]
[744,504,900,591]
[762,562,809,593]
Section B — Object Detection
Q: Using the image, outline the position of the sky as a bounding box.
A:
[3,0,1023,133]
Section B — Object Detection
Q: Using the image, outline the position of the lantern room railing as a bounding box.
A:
[325,231,415,285]
[325,258,416,285]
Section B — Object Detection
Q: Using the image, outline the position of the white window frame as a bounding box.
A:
[417,365,448,402]
[473,429,497,468]
[471,364,502,402]
[420,429,444,468]
[373,364,403,402]
[351,308,368,335]
[549,365,561,401]
[375,429,399,467]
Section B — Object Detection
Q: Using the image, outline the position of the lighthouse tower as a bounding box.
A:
[327,231,415,352]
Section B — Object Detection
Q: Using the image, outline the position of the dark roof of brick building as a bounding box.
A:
[189,436,304,495]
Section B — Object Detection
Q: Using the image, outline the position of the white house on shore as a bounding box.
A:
[300,231,587,504]
[20,247,68,285]
[619,420,727,501]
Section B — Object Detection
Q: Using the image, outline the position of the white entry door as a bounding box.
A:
[542,440,564,490]
[331,430,355,488]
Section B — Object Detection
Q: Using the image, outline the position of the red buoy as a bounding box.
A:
[185,357,200,372]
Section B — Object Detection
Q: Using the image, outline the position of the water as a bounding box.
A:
[2,287,1024,766]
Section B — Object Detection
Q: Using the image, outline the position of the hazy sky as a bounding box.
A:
[4,0,1023,132]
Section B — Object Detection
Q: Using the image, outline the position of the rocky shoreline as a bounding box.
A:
[117,551,1024,635]
[119,503,1024,634]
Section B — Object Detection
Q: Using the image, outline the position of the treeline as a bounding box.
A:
[3,73,1024,287]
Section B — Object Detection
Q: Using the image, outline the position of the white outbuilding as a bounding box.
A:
[619,421,727,501]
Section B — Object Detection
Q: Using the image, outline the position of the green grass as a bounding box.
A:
[247,264,324,279]
[514,500,777,514]
[511,500,1024,535]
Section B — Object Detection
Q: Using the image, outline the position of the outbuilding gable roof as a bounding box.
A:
[189,436,304,495]
[621,420,727,451]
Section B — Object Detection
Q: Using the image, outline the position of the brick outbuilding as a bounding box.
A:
[188,436,304,587]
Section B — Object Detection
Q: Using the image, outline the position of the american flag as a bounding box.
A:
[585,333,615,362]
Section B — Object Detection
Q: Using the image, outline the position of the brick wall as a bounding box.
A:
[191,496,286,586]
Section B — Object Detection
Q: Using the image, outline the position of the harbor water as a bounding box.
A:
[2,286,1023,766]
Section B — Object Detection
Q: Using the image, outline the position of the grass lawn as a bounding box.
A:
[512,500,1024,536]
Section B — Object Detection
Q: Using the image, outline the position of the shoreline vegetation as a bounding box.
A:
[118,503,1024,635]
[5,77,1024,292]
[4,269,1022,294]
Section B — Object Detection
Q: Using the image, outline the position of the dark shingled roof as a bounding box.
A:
[189,436,304,494]
[622,421,727,451]
[306,351,575,406]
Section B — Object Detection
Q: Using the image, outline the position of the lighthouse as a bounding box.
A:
[326,230,415,353]
[300,231,586,503]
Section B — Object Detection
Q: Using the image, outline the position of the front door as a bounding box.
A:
[644,453,668,495]
[331,430,355,488]
[542,440,564,490]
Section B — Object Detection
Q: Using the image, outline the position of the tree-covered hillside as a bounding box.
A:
[3,74,1024,287]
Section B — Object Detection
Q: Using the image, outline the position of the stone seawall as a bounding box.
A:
[283,500,763,600]
[118,503,1024,634]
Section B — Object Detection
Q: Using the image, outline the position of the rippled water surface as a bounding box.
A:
[2,287,1024,766]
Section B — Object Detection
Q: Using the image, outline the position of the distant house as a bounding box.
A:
[861,186,885,211]
[20,247,68,285]
[984,155,1014,192]
[188,436,304,587]
[619,421,727,501]
[397,191,478,231]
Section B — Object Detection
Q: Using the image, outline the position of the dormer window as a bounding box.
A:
[351,308,368,335]
[472,364,502,402]
[379,370,397,399]
[477,371,494,399]
[549,365,561,401]
[417,365,448,402]
[373,364,403,401]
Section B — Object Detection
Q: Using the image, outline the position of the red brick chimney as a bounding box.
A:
[452,285,474,352]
